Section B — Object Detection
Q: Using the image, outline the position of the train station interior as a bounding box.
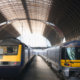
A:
[0,0,80,80]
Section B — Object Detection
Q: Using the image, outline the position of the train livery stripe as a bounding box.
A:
[0,44,22,62]
[17,44,22,62]
[61,60,80,67]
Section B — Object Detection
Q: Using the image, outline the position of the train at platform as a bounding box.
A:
[0,38,35,77]
[39,40,80,79]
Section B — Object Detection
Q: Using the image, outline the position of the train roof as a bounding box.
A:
[0,38,22,45]
[51,40,80,48]
[62,40,80,47]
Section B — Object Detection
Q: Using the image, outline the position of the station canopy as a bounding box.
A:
[0,0,80,45]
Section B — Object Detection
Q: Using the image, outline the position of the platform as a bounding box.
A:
[1,56,80,80]
[22,56,60,80]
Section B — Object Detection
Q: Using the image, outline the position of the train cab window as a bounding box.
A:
[61,47,70,59]
[66,47,76,60]
[7,47,13,53]
[66,47,80,60]
[77,48,80,59]
[61,48,65,59]
[0,46,18,55]
[61,47,80,60]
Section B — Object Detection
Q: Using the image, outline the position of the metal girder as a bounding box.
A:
[21,0,32,33]
[0,18,64,40]
[0,13,7,23]
[31,47,48,49]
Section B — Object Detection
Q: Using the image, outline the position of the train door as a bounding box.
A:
[51,49,57,70]
[25,46,28,64]
[28,48,30,60]
[55,49,59,70]
[46,50,48,60]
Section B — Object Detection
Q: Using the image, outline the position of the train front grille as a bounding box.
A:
[2,62,9,65]
[69,68,80,77]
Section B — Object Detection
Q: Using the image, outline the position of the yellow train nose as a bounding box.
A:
[61,60,80,67]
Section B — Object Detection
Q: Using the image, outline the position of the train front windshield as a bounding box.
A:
[62,47,80,60]
[0,46,18,55]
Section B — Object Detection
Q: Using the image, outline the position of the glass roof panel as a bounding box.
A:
[26,0,52,22]
[31,20,45,35]
[11,20,31,35]
[0,0,52,35]
[0,0,26,20]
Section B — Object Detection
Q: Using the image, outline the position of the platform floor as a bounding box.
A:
[22,56,60,80]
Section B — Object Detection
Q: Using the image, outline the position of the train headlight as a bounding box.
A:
[64,63,70,66]
[10,62,20,66]
[14,62,17,65]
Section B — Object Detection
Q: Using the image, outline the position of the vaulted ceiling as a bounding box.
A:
[0,0,80,45]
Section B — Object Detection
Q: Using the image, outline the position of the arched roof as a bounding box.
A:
[0,0,80,45]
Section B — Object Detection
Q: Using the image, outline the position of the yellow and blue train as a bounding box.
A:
[0,38,35,77]
[39,40,80,79]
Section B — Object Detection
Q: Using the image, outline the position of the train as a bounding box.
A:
[0,38,35,77]
[39,40,80,79]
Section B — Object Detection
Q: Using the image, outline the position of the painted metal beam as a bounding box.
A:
[21,0,32,33]
[0,18,64,39]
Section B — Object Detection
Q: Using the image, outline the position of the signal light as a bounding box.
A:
[64,63,70,66]
[68,64,70,66]
[10,62,20,65]
[14,62,17,65]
